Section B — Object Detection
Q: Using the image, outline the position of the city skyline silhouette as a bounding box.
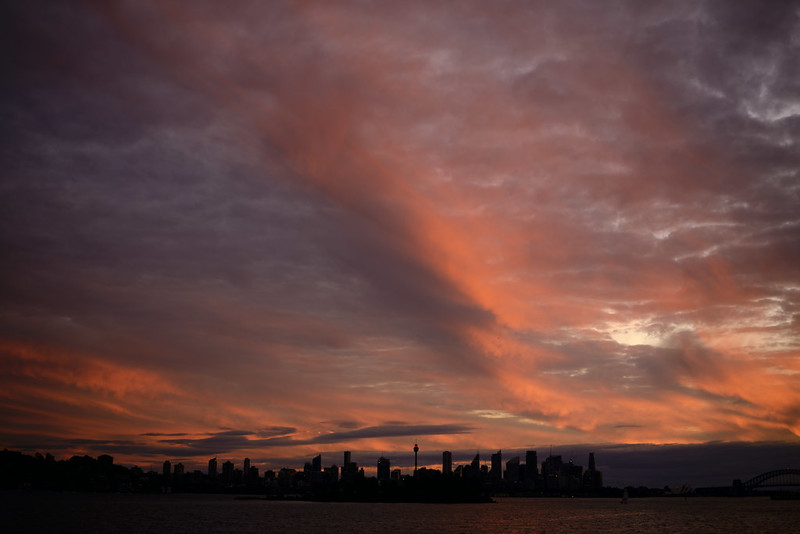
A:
[4,444,799,501]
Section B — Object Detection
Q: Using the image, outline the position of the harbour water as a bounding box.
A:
[4,492,799,533]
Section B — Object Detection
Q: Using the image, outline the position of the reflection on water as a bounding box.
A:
[5,492,800,533]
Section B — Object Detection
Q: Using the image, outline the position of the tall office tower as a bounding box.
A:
[162,460,171,477]
[312,454,322,472]
[222,460,234,481]
[525,450,538,476]
[174,463,185,476]
[542,455,564,491]
[442,451,453,475]
[505,456,520,483]
[490,450,503,482]
[243,457,251,475]
[208,457,218,478]
[462,453,481,479]
[583,452,603,490]
[325,464,339,483]
[342,451,357,481]
[377,456,390,480]
[413,443,419,475]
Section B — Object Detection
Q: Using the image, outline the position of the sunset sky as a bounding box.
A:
[2,1,798,486]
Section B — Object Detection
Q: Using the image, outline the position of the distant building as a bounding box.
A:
[174,462,184,476]
[505,456,520,484]
[162,460,171,477]
[222,460,234,482]
[243,458,251,475]
[542,455,563,490]
[324,464,339,483]
[246,466,259,482]
[342,451,358,482]
[490,450,503,483]
[520,450,538,488]
[525,451,538,476]
[277,468,295,490]
[377,457,390,480]
[311,454,322,472]
[442,451,453,475]
[583,452,603,490]
[567,459,582,492]
[208,457,218,479]
[463,453,481,479]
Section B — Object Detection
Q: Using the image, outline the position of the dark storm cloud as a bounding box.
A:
[255,427,298,438]
[309,424,473,444]
[12,436,181,459]
[329,421,362,430]
[154,424,473,455]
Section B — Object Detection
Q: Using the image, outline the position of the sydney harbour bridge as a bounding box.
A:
[739,469,800,491]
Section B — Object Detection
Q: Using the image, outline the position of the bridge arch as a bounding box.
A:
[742,469,800,489]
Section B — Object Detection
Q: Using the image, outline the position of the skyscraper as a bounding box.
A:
[490,450,502,483]
[377,456,390,480]
[583,452,603,490]
[208,457,218,479]
[243,457,251,475]
[471,453,480,470]
[464,452,481,478]
[222,460,234,482]
[523,450,538,487]
[311,454,321,472]
[342,451,357,482]
[505,456,520,484]
[542,454,565,491]
[162,460,171,478]
[525,450,538,476]
[325,464,339,483]
[442,450,453,475]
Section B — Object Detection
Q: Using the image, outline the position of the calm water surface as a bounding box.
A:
[4,492,800,533]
